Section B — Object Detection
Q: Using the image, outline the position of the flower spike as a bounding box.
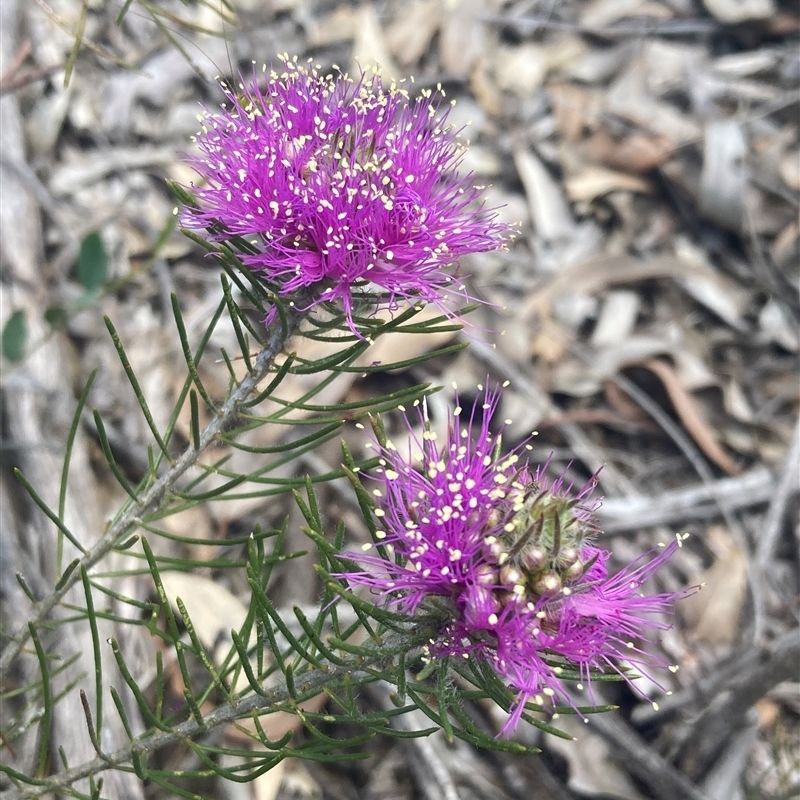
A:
[182,57,510,332]
[339,387,696,735]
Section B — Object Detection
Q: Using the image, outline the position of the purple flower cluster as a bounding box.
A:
[343,388,693,734]
[182,56,508,328]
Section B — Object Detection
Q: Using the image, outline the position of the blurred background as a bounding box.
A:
[1,0,798,798]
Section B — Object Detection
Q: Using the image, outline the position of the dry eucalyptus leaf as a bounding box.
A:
[252,761,287,800]
[514,148,576,244]
[439,0,492,78]
[550,83,601,142]
[564,165,651,202]
[352,4,400,79]
[680,525,747,649]
[673,237,748,330]
[591,290,641,348]
[701,0,775,23]
[780,149,800,190]
[469,56,503,117]
[607,60,701,144]
[279,761,324,800]
[699,120,748,231]
[540,34,589,74]
[580,0,663,27]
[759,298,800,352]
[307,6,359,47]
[493,44,547,96]
[385,0,443,66]
[722,378,755,424]
[640,358,742,476]
[584,123,676,174]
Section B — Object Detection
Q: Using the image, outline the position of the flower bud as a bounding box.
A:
[499,563,524,587]
[483,538,505,563]
[566,559,587,580]
[560,547,580,567]
[475,563,497,587]
[519,546,547,572]
[532,571,562,597]
[463,584,500,629]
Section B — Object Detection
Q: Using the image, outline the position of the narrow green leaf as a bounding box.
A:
[109,638,171,732]
[109,687,133,741]
[241,353,295,408]
[141,538,205,728]
[171,293,217,412]
[221,273,253,372]
[54,558,80,591]
[14,468,88,555]
[63,0,89,86]
[2,309,27,362]
[58,368,96,571]
[104,318,171,461]
[114,0,135,25]
[79,689,105,759]
[113,535,140,551]
[292,607,349,667]
[28,624,52,779]
[246,570,317,665]
[176,597,231,701]
[229,629,267,697]
[15,572,37,603]
[154,650,164,722]
[189,389,200,450]
[92,410,139,501]
[81,567,104,740]
[437,665,456,744]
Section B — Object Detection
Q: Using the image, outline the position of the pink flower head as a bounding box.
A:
[181,57,509,331]
[341,387,694,735]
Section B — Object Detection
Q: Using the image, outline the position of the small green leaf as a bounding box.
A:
[2,309,26,362]
[44,305,67,329]
[77,232,107,292]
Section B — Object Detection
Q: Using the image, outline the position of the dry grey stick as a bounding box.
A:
[678,627,800,779]
[756,414,800,567]
[0,310,301,677]
[699,717,759,800]
[584,710,712,800]
[632,627,800,728]
[598,466,774,533]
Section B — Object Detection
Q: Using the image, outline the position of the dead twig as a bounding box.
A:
[632,627,800,728]
[756,414,800,568]
[583,707,712,800]
[598,466,774,533]
[677,628,800,780]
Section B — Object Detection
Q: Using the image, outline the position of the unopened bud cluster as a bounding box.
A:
[462,470,601,630]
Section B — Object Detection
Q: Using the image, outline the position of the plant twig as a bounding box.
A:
[2,654,382,800]
[0,309,301,676]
